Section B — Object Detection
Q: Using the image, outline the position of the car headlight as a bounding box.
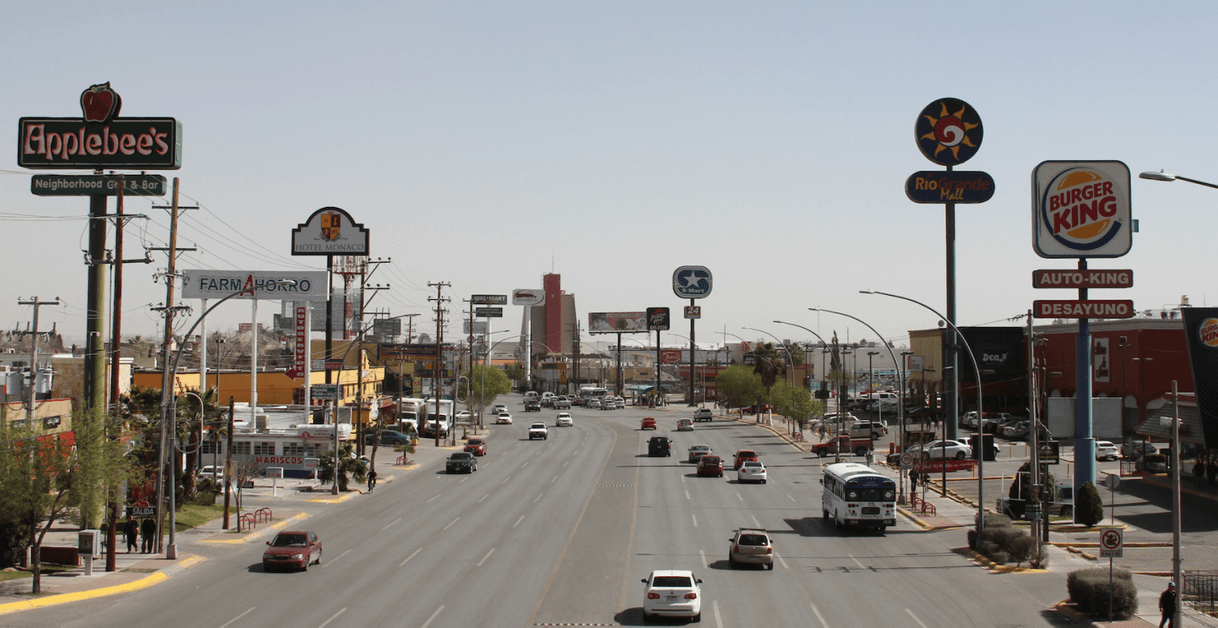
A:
[291,553,305,560]
[263,553,272,560]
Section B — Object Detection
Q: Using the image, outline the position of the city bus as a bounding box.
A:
[820,462,897,532]
[577,386,609,406]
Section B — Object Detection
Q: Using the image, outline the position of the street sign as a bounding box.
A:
[673,266,712,299]
[1033,269,1133,289]
[1099,528,1123,558]
[475,307,503,318]
[471,294,507,305]
[31,174,167,196]
[905,171,995,204]
[1033,300,1135,319]
[684,305,701,319]
[646,307,670,331]
[311,384,339,400]
[127,506,155,518]
[1105,474,1121,490]
[900,452,914,469]
[1038,440,1061,464]
[1032,160,1132,259]
[915,98,983,167]
[324,360,343,371]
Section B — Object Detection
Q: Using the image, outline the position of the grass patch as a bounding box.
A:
[0,564,75,582]
[174,503,240,532]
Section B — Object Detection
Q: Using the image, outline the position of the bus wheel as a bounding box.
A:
[822,509,829,520]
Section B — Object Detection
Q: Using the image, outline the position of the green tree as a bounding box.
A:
[769,381,824,430]
[1075,481,1104,526]
[751,343,786,393]
[460,365,513,422]
[318,443,368,491]
[715,365,764,408]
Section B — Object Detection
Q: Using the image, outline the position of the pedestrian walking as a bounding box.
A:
[140,517,156,553]
[1194,458,1207,488]
[123,515,138,553]
[909,468,918,502]
[367,469,378,493]
[1208,460,1218,487]
[1159,581,1177,628]
[865,448,874,467]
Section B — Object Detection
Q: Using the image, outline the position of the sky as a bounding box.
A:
[3,1,1217,353]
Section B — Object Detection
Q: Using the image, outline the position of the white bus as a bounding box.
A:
[578,386,609,406]
[820,462,897,532]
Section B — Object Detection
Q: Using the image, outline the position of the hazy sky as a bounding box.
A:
[3,2,1216,352]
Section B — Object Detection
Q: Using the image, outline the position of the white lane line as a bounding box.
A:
[322,549,351,568]
[522,461,530,468]
[534,492,544,503]
[905,609,928,628]
[318,608,346,628]
[443,517,460,531]
[427,494,439,503]
[477,548,496,567]
[478,494,488,503]
[787,493,796,502]
[751,515,761,528]
[699,549,708,569]
[502,475,512,485]
[219,608,255,628]
[685,489,691,501]
[563,460,569,468]
[849,554,865,569]
[573,449,579,455]
[513,515,525,528]
[736,492,743,501]
[713,599,724,627]
[551,475,558,484]
[421,606,445,628]
[809,602,829,628]
[459,477,468,483]
[382,517,402,531]
[691,514,698,527]
[399,547,422,567]
[776,552,788,570]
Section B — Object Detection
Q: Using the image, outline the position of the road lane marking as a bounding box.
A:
[400,547,422,566]
[699,549,707,569]
[776,552,788,570]
[691,514,698,527]
[809,602,829,627]
[219,608,255,628]
[736,492,743,501]
[685,489,691,500]
[513,515,525,528]
[849,554,865,569]
[322,549,351,568]
[478,494,488,503]
[905,609,928,628]
[563,460,569,467]
[443,517,460,531]
[787,493,796,502]
[551,475,558,483]
[477,548,496,567]
[502,475,512,484]
[751,515,761,528]
[459,477,468,483]
[714,599,723,627]
[319,608,346,628]
[382,517,401,530]
[421,606,444,628]
[534,492,544,503]
[427,494,439,503]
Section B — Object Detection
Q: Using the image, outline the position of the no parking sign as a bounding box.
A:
[1099,528,1123,558]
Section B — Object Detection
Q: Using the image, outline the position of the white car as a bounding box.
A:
[455,410,472,422]
[588,399,602,410]
[641,570,703,622]
[614,396,625,409]
[200,465,225,482]
[528,422,549,440]
[917,439,972,460]
[556,413,573,427]
[737,460,767,484]
[492,404,508,415]
[496,412,513,425]
[1096,440,1119,461]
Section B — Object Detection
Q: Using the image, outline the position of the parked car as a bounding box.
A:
[364,430,412,446]
[648,436,672,457]
[496,412,513,425]
[1095,440,1119,461]
[641,570,703,622]
[918,439,972,460]
[848,421,887,440]
[727,528,773,569]
[641,417,657,430]
[446,452,478,473]
[464,438,487,456]
[697,455,724,477]
[199,465,225,482]
[737,460,767,484]
[687,445,712,463]
[677,419,694,431]
[1122,441,1158,459]
[556,412,573,427]
[693,408,713,422]
[733,450,759,469]
[263,530,322,572]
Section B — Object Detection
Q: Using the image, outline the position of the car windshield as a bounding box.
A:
[272,534,307,547]
[742,461,762,469]
[652,576,693,588]
[468,439,482,446]
[452,453,472,460]
[737,534,768,545]
[702,457,719,464]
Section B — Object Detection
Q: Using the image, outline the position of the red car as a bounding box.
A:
[733,450,758,469]
[464,438,487,456]
[263,530,322,572]
[697,455,724,477]
[641,417,657,430]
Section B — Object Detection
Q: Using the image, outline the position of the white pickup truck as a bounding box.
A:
[528,422,549,440]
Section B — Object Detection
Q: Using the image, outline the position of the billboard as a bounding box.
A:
[954,327,1024,384]
[1032,160,1132,259]
[647,307,670,331]
[512,289,544,306]
[291,207,370,256]
[1182,308,1218,449]
[588,312,647,334]
[181,270,328,301]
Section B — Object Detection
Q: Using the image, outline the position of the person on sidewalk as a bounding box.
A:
[1159,581,1177,628]
[123,515,138,553]
[1194,458,1207,488]
[865,448,874,467]
[367,469,378,493]
[140,517,156,553]
[909,468,918,502]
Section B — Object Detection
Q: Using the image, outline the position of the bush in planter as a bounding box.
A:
[1067,567,1137,619]
[1075,481,1105,527]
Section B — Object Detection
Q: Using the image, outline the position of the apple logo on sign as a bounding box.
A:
[80,82,122,123]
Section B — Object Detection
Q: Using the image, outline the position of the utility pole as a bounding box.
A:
[429,282,450,446]
[15,297,61,425]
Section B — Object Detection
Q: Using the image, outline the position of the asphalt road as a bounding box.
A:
[25,402,1086,627]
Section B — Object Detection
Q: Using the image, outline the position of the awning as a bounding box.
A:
[1135,400,1206,446]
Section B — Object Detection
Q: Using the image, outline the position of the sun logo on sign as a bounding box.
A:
[915,98,983,167]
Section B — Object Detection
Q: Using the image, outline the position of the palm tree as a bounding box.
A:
[317,443,368,491]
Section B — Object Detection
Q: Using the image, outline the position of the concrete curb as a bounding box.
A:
[200,512,309,545]
[0,554,205,617]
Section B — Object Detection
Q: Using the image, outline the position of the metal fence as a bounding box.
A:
[1185,571,1218,615]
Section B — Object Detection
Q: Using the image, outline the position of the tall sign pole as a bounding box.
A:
[674,266,712,407]
[911,98,986,442]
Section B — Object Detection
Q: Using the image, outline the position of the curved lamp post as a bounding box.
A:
[1139,169,1218,189]
[858,291,987,540]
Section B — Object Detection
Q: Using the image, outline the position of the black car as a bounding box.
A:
[648,436,672,457]
[364,430,412,446]
[446,452,478,474]
[525,400,541,412]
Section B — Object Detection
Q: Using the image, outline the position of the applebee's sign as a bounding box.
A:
[18,83,182,170]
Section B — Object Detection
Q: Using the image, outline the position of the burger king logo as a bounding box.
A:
[1033,161,1132,259]
[1199,318,1218,347]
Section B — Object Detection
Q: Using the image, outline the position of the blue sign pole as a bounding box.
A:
[1075,259,1096,504]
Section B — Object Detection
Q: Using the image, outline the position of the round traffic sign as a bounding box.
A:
[1105,473,1120,490]
[1100,528,1123,551]
[900,452,914,468]
[915,98,983,166]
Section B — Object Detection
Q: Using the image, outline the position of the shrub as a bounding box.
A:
[1067,568,1137,619]
[1009,535,1039,566]
[1075,481,1105,526]
[967,513,1037,565]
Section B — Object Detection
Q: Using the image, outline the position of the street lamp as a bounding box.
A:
[773,320,827,394]
[1139,170,1218,189]
[859,290,988,540]
[867,351,880,424]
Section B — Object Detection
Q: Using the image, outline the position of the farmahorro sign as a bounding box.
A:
[18,83,183,170]
[588,312,647,334]
[1032,160,1132,259]
[291,207,370,256]
[180,270,328,301]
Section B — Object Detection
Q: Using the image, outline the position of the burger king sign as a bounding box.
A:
[1032,161,1132,258]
